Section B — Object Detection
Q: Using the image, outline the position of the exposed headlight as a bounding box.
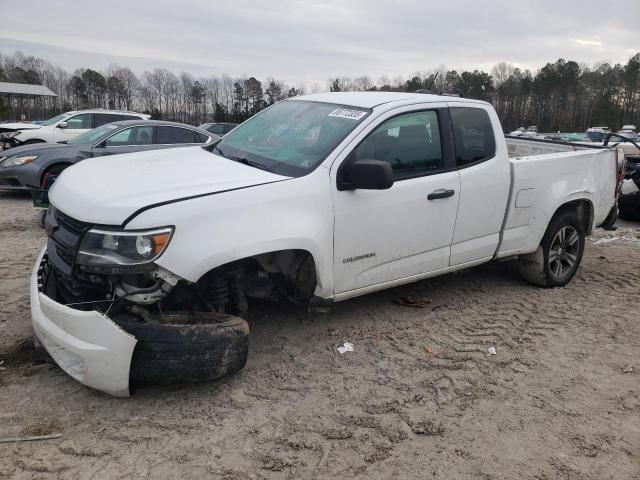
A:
[4,131,21,138]
[77,227,174,268]
[1,155,38,168]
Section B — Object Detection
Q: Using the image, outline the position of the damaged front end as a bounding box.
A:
[34,206,319,396]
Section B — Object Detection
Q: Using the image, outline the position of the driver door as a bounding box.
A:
[331,104,460,296]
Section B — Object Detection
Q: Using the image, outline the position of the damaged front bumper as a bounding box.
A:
[30,246,137,397]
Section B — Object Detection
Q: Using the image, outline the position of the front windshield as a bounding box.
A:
[43,113,69,126]
[68,124,121,145]
[213,100,370,176]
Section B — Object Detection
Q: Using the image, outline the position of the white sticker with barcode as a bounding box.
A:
[328,108,367,120]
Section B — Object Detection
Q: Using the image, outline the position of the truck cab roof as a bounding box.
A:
[296,92,489,109]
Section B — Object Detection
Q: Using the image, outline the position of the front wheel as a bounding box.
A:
[519,211,585,287]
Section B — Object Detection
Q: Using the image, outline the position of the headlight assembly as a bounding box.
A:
[76,227,174,270]
[1,155,38,168]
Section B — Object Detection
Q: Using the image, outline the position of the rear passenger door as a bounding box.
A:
[156,126,202,150]
[92,125,156,156]
[447,104,511,265]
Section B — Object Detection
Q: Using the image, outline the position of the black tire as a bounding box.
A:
[618,207,640,221]
[519,211,585,287]
[618,194,640,221]
[36,209,47,229]
[114,313,249,385]
[22,139,46,145]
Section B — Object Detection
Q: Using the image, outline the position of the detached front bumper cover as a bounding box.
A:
[30,247,137,397]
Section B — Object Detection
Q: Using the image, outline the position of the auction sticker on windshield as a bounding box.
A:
[328,108,368,120]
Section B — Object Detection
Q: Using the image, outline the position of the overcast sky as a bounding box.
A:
[1,0,638,88]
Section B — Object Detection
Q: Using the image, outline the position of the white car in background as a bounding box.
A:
[2,110,150,148]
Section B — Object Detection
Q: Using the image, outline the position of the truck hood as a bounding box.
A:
[49,146,290,225]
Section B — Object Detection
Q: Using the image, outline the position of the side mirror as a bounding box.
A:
[343,159,394,190]
[57,121,68,129]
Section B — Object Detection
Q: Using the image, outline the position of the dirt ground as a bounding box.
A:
[0,191,638,480]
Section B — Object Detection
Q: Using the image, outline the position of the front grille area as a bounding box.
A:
[46,207,91,276]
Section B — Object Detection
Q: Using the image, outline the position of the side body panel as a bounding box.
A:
[498,149,618,257]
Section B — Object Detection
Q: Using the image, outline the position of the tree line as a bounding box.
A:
[1,50,638,132]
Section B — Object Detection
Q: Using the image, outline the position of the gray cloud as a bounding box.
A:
[1,0,638,86]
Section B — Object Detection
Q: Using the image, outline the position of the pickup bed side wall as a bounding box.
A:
[498,149,617,257]
[125,171,335,298]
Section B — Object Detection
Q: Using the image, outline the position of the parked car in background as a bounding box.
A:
[198,122,237,137]
[0,121,41,146]
[618,155,640,220]
[0,120,216,190]
[616,125,638,141]
[0,110,150,149]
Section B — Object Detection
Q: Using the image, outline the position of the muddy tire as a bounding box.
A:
[519,211,585,288]
[114,313,249,385]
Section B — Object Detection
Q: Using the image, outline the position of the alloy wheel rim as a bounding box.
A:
[548,226,580,279]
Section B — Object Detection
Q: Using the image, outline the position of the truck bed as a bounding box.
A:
[498,137,621,258]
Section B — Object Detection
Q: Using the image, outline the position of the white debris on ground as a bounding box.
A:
[590,226,640,245]
[337,342,354,354]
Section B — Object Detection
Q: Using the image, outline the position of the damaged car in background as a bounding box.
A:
[33,92,623,396]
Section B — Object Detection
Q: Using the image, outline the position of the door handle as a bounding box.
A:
[428,189,455,200]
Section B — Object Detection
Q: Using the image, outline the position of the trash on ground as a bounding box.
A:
[0,433,62,444]
[487,346,497,355]
[424,345,448,359]
[395,296,432,308]
[337,342,354,354]
[622,364,634,373]
[593,237,620,245]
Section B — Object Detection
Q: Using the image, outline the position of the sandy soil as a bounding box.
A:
[0,191,638,480]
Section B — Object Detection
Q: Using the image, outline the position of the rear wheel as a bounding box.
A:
[519,211,585,287]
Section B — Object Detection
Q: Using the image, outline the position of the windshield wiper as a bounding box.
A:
[228,155,272,172]
[211,145,271,172]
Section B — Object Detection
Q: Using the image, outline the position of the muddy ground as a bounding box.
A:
[0,191,638,480]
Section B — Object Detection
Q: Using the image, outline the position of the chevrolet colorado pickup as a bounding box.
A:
[31,92,623,396]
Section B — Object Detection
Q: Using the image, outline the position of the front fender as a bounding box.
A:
[126,172,335,299]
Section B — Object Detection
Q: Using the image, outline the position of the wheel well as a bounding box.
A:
[41,162,72,187]
[23,139,46,144]
[198,249,318,304]
[553,199,593,234]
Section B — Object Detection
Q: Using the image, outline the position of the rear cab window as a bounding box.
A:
[449,107,496,167]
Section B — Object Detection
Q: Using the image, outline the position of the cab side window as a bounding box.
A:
[65,113,93,129]
[450,107,496,167]
[354,111,443,179]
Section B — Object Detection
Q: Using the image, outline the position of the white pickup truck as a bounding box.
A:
[32,92,622,396]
